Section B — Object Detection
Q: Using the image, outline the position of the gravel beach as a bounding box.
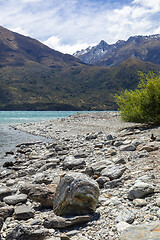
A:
[0,112,160,240]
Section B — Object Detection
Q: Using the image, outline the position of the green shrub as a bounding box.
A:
[115,72,160,124]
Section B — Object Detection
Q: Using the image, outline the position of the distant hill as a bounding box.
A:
[73,35,160,67]
[0,26,160,111]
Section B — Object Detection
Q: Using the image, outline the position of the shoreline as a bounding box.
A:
[12,112,141,139]
[0,112,159,240]
[0,124,51,168]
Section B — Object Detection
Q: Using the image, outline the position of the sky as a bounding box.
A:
[0,0,160,54]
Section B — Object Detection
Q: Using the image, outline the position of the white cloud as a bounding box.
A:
[21,0,42,2]
[153,26,160,34]
[44,36,95,54]
[133,0,160,12]
[0,0,160,53]
[10,27,30,36]
[105,4,152,43]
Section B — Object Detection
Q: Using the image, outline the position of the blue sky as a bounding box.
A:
[0,0,160,54]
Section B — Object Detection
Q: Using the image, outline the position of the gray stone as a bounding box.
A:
[28,186,55,207]
[122,140,132,145]
[0,201,5,207]
[44,214,91,229]
[14,205,34,220]
[19,183,38,195]
[131,139,142,147]
[3,194,27,205]
[60,233,70,240]
[0,217,4,230]
[86,133,97,140]
[38,161,58,172]
[133,151,150,159]
[63,155,86,170]
[157,209,160,219]
[88,160,113,176]
[137,175,154,183]
[101,165,126,180]
[66,230,79,237]
[0,186,13,201]
[96,176,110,188]
[53,172,100,216]
[94,142,104,148]
[113,157,126,165]
[128,181,155,200]
[105,149,117,156]
[55,145,68,152]
[138,144,158,152]
[120,222,160,240]
[57,150,68,156]
[156,197,160,207]
[33,173,53,184]
[116,221,130,232]
[116,209,135,224]
[46,142,58,149]
[6,224,49,240]
[133,198,147,207]
[106,134,116,140]
[120,145,136,151]
[104,178,123,188]
[0,206,14,218]
[3,161,14,168]
[74,152,88,158]
[111,196,121,206]
[20,183,57,207]
[114,141,123,147]
[6,179,16,187]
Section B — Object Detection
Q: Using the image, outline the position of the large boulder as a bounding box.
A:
[53,172,100,216]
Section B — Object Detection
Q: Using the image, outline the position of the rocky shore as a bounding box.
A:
[0,112,160,240]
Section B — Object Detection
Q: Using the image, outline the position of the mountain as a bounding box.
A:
[73,35,160,67]
[1,26,160,111]
[0,25,83,68]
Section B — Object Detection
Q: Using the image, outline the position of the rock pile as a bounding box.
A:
[0,112,159,240]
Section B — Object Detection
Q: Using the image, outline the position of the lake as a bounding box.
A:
[0,111,84,167]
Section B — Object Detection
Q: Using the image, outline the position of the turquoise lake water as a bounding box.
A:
[0,111,97,165]
[0,111,81,165]
[0,111,82,124]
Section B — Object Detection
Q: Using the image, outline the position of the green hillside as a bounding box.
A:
[0,26,160,110]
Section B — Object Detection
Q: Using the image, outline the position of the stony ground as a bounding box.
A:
[0,112,160,240]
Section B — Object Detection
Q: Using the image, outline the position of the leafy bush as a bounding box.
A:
[115,72,160,124]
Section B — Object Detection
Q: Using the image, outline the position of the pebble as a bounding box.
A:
[156,197,160,207]
[116,221,130,232]
[133,198,147,207]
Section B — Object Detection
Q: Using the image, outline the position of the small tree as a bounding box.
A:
[115,72,160,124]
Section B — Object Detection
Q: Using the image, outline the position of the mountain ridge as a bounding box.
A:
[73,34,160,67]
